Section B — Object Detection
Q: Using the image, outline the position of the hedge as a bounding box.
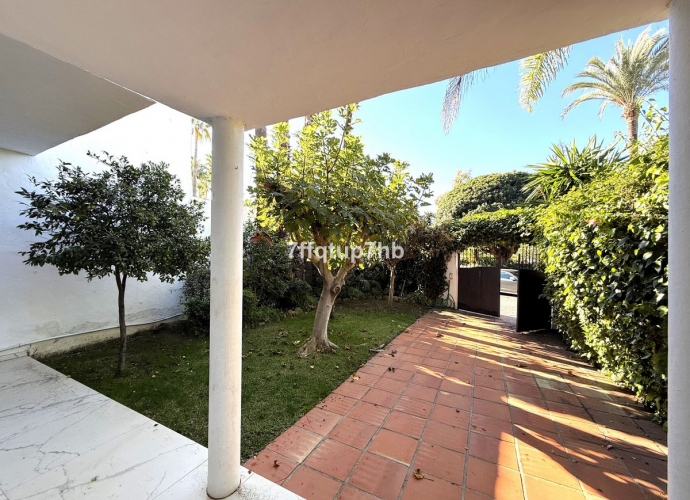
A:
[537,134,668,418]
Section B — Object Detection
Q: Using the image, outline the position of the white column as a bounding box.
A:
[207,117,245,499]
[669,1,690,498]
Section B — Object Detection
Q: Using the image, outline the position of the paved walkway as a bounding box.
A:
[245,310,667,500]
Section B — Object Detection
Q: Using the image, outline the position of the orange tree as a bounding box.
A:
[17,152,207,375]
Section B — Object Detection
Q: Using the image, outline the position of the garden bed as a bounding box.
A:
[42,299,423,460]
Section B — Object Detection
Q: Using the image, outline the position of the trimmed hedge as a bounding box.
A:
[537,134,668,418]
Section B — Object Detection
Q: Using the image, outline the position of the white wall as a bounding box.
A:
[445,252,459,308]
[0,103,208,352]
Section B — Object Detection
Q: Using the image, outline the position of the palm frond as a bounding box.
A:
[518,47,571,113]
[441,69,490,134]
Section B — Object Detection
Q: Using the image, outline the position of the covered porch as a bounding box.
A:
[0,0,684,498]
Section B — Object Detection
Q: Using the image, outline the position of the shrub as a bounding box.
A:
[182,262,282,328]
[537,133,668,418]
[243,225,292,307]
[416,254,450,302]
[182,264,211,328]
[436,171,530,222]
[280,279,314,310]
[244,289,283,327]
[404,289,431,306]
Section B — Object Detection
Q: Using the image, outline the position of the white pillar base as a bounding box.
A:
[207,116,245,499]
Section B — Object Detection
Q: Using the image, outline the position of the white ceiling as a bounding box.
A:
[0,33,153,155]
[0,0,668,132]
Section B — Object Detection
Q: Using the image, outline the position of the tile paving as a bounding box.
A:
[245,310,667,499]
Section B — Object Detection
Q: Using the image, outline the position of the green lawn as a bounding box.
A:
[42,299,423,460]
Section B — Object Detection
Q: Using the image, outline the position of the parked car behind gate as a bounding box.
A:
[500,270,518,295]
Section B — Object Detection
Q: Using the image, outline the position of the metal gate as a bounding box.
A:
[456,246,548,327]
[516,269,551,332]
[456,266,500,317]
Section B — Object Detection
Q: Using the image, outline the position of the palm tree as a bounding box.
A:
[441,48,570,133]
[561,28,668,142]
[523,137,625,203]
[191,118,211,198]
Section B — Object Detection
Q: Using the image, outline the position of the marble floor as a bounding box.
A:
[0,356,301,500]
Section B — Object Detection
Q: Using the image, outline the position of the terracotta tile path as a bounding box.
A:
[245,310,667,500]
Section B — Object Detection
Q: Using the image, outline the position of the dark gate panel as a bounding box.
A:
[516,270,551,331]
[457,267,500,317]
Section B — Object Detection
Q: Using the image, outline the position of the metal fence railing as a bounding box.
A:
[458,245,540,270]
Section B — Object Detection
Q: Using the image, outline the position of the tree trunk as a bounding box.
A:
[298,276,340,356]
[627,114,638,143]
[388,266,397,309]
[299,256,355,356]
[115,272,128,377]
[192,135,199,198]
[624,106,639,144]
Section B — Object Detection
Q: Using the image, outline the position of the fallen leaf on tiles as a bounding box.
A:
[516,362,529,368]
[352,375,360,380]
[413,468,434,481]
[273,460,280,468]
[436,333,444,338]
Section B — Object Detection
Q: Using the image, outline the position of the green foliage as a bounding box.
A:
[243,223,293,308]
[182,263,212,328]
[182,263,284,329]
[197,153,212,199]
[281,279,315,310]
[17,152,207,283]
[249,104,431,348]
[452,208,533,265]
[436,171,530,222]
[17,152,208,374]
[406,219,459,302]
[537,132,668,417]
[523,137,626,203]
[519,47,571,113]
[250,105,431,259]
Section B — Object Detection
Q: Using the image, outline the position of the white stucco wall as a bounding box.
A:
[0,103,207,352]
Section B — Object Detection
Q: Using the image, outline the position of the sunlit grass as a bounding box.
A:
[43,299,423,460]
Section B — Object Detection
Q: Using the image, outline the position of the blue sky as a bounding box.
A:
[353,22,669,206]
